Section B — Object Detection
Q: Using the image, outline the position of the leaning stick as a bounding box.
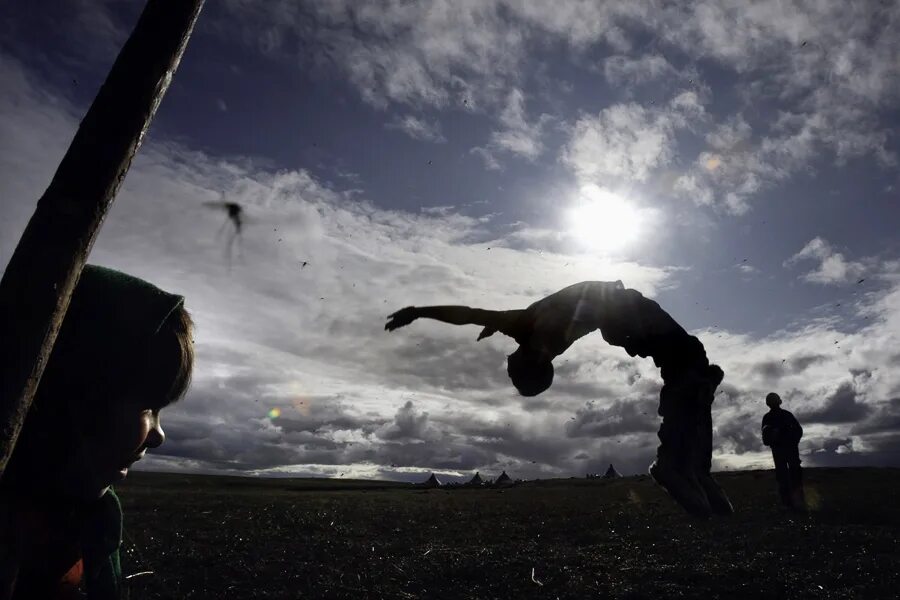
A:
[0,0,206,474]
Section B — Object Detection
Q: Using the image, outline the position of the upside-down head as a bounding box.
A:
[507,346,554,397]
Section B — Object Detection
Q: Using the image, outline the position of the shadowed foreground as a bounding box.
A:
[116,468,899,599]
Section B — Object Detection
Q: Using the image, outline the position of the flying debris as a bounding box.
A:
[204,199,245,267]
[857,278,866,284]
[301,261,309,269]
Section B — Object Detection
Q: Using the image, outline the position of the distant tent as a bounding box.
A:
[420,473,443,488]
[494,470,513,486]
[602,463,621,479]
[466,472,484,486]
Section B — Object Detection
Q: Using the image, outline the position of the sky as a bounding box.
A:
[1,0,898,482]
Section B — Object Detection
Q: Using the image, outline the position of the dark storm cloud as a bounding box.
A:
[155,368,393,470]
[548,379,621,401]
[850,397,900,435]
[446,414,631,473]
[714,382,743,403]
[274,398,383,435]
[715,412,764,454]
[565,397,658,438]
[752,360,785,381]
[377,400,431,441]
[751,354,828,381]
[790,354,828,373]
[802,434,900,468]
[797,381,872,424]
[384,334,512,392]
[378,440,495,472]
[551,355,650,401]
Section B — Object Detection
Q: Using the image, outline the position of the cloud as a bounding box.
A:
[716,413,765,454]
[603,54,684,88]
[471,88,551,169]
[796,381,872,425]
[672,115,778,215]
[565,397,658,438]
[851,397,900,435]
[208,0,900,215]
[376,400,433,441]
[470,146,502,171]
[489,88,549,159]
[221,0,530,110]
[784,237,866,285]
[385,114,446,143]
[561,92,704,185]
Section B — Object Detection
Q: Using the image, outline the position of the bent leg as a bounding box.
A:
[693,402,734,515]
[651,372,714,517]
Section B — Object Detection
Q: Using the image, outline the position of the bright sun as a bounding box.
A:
[567,184,645,253]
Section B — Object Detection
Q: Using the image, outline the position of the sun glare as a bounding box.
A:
[567,184,644,253]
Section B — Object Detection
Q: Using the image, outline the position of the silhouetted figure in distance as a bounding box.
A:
[386,280,732,517]
[762,392,805,509]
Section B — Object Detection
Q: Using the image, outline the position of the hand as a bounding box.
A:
[385,306,419,331]
[477,326,496,341]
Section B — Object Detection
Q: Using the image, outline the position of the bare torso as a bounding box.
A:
[511,281,705,375]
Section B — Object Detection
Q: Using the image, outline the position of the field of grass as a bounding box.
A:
[115,468,899,599]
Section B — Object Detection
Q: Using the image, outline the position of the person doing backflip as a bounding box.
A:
[761,392,805,509]
[385,280,733,517]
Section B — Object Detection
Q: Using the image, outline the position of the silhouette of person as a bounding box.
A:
[761,392,805,509]
[386,280,733,517]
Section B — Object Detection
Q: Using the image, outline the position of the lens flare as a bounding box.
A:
[804,485,821,511]
[268,407,282,419]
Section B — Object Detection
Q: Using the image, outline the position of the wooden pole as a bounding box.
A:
[0,0,205,475]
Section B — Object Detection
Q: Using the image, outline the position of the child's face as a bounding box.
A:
[68,398,166,499]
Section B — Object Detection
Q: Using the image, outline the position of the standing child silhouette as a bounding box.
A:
[761,392,805,509]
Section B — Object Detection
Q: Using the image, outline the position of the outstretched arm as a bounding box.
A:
[385,305,525,340]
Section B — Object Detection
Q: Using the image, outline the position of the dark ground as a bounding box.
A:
[115,468,899,599]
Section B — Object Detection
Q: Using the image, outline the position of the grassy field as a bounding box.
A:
[115,468,899,599]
